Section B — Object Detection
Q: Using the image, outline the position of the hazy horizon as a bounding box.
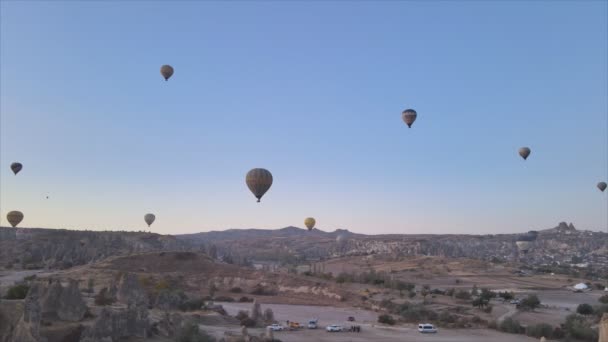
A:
[1,1,607,235]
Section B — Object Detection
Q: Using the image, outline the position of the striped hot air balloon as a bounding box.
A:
[246,168,273,202]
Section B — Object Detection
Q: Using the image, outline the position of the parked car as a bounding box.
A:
[418,324,437,333]
[267,324,284,331]
[510,299,520,305]
[347,316,355,321]
[326,325,343,332]
[307,320,318,329]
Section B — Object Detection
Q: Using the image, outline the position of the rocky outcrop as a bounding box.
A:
[116,273,148,307]
[11,284,45,342]
[38,280,87,322]
[80,305,149,342]
[0,227,193,270]
[600,313,608,342]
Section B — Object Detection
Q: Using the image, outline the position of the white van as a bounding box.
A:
[418,324,437,333]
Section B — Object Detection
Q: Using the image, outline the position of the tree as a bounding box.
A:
[208,245,217,259]
[563,314,598,341]
[251,300,261,323]
[576,303,594,315]
[472,297,488,309]
[175,322,216,342]
[471,285,479,296]
[4,284,29,300]
[519,295,540,311]
[87,278,95,294]
[263,308,274,323]
[498,291,514,301]
[378,314,395,325]
[480,288,496,301]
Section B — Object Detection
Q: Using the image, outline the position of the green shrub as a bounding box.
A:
[94,287,114,306]
[599,295,608,304]
[213,296,234,302]
[175,321,216,342]
[455,290,471,300]
[235,310,249,321]
[378,314,395,325]
[576,303,594,315]
[179,298,204,311]
[4,284,29,299]
[238,296,253,302]
[563,314,598,341]
[229,287,242,293]
[499,317,523,334]
[525,323,553,339]
[240,317,256,327]
[519,294,540,311]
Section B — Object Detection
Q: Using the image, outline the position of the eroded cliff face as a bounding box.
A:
[0,228,192,270]
[600,313,608,342]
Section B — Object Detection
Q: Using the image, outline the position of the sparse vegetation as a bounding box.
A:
[525,323,553,339]
[4,284,29,299]
[499,317,523,334]
[179,298,204,311]
[94,287,115,306]
[378,314,395,325]
[599,294,608,304]
[454,290,471,300]
[518,294,540,311]
[175,321,216,342]
[213,296,234,302]
[576,303,594,315]
[563,314,598,341]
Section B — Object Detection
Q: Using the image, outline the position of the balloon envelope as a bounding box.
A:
[10,162,22,175]
[518,147,531,160]
[7,211,24,227]
[144,213,156,227]
[304,217,316,231]
[246,168,273,202]
[160,65,174,81]
[401,109,417,128]
[598,182,607,192]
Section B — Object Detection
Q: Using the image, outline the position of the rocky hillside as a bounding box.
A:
[1,222,605,274]
[0,227,195,270]
[178,222,608,274]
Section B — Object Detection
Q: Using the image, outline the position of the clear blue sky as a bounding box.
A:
[1,1,606,234]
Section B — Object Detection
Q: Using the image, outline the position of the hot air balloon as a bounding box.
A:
[10,162,22,175]
[160,65,174,81]
[401,109,417,128]
[598,182,607,192]
[304,217,316,231]
[518,147,531,160]
[6,211,24,227]
[144,213,156,227]
[246,168,273,202]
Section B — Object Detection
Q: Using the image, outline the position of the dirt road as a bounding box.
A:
[214,302,537,341]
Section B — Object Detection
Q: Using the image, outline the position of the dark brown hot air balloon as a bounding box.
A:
[10,162,22,175]
[598,182,607,192]
[7,211,24,227]
[144,213,156,227]
[304,217,316,231]
[401,109,417,128]
[519,147,531,160]
[160,65,174,81]
[246,168,273,202]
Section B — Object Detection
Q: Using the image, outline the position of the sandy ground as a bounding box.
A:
[218,302,378,325]
[213,302,538,341]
